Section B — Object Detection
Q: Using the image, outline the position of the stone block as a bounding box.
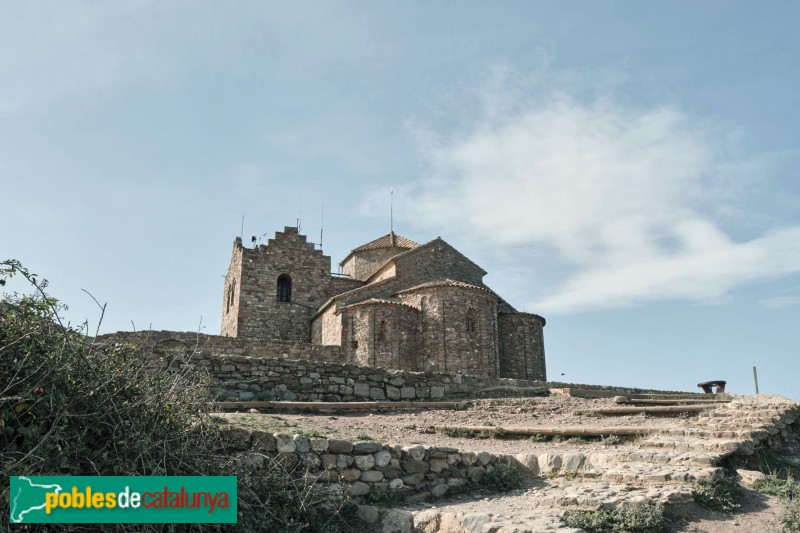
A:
[400,387,416,399]
[361,470,384,483]
[374,450,392,468]
[461,451,477,466]
[300,453,321,469]
[369,387,386,400]
[357,505,379,525]
[347,481,370,497]
[293,435,311,453]
[341,468,362,482]
[353,441,383,454]
[388,478,403,490]
[476,452,492,465]
[336,454,354,469]
[430,484,448,498]
[310,437,328,453]
[402,460,429,474]
[321,454,337,469]
[328,439,354,454]
[562,453,585,472]
[354,455,376,470]
[275,434,296,453]
[354,383,370,397]
[401,474,424,488]
[386,386,401,400]
[430,386,445,399]
[403,445,426,461]
[379,509,414,533]
[514,454,539,475]
[538,453,562,473]
[251,431,276,452]
[467,466,485,483]
[428,459,449,473]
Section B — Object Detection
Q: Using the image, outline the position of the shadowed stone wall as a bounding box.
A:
[498,313,546,380]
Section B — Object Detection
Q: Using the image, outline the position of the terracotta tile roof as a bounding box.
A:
[394,279,499,298]
[350,232,420,253]
[336,298,419,313]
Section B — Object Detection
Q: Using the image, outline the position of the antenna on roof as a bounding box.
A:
[297,191,304,231]
[390,187,394,234]
[240,214,245,239]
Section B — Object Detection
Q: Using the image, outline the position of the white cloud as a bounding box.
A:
[386,72,800,313]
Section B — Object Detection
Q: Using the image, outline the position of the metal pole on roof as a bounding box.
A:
[753,366,760,394]
[390,187,394,234]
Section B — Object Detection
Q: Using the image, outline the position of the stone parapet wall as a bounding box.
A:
[96,330,692,402]
[96,330,345,367]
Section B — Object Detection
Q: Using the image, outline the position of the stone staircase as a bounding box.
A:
[405,395,800,532]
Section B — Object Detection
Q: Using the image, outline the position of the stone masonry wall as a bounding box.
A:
[339,302,421,371]
[341,247,409,282]
[392,239,486,287]
[398,287,499,376]
[99,330,679,404]
[498,313,546,381]
[97,330,345,369]
[222,426,518,504]
[234,227,333,342]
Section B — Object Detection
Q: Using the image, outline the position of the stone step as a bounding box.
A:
[587,463,722,484]
[586,450,719,468]
[656,427,756,438]
[637,435,753,454]
[411,480,694,532]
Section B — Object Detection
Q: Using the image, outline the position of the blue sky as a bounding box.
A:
[2,2,798,399]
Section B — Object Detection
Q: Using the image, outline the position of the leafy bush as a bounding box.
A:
[692,476,742,513]
[0,260,355,532]
[752,475,800,502]
[784,498,800,533]
[751,474,800,532]
[562,501,668,532]
[481,463,522,492]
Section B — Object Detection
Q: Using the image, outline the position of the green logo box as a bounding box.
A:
[9,476,237,524]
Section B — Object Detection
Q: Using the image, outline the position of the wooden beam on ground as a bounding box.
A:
[575,405,713,415]
[434,425,657,437]
[210,400,470,411]
[627,399,730,405]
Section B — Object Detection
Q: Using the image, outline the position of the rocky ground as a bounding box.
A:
[219,394,800,532]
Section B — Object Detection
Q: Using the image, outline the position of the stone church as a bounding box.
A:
[221,227,546,380]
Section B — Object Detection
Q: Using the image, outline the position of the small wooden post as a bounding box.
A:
[753,366,760,394]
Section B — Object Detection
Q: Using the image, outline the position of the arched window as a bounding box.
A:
[377,319,387,342]
[276,274,292,302]
[466,308,476,333]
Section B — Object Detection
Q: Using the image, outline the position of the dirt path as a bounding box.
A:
[666,488,786,532]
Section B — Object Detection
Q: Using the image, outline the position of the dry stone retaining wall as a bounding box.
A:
[222,426,515,504]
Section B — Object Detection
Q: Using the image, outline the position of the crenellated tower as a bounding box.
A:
[221,227,333,341]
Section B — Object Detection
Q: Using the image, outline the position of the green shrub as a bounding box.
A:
[752,475,800,501]
[441,426,475,438]
[0,260,355,532]
[784,498,800,533]
[692,477,742,513]
[481,463,522,492]
[751,474,800,532]
[562,501,668,532]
